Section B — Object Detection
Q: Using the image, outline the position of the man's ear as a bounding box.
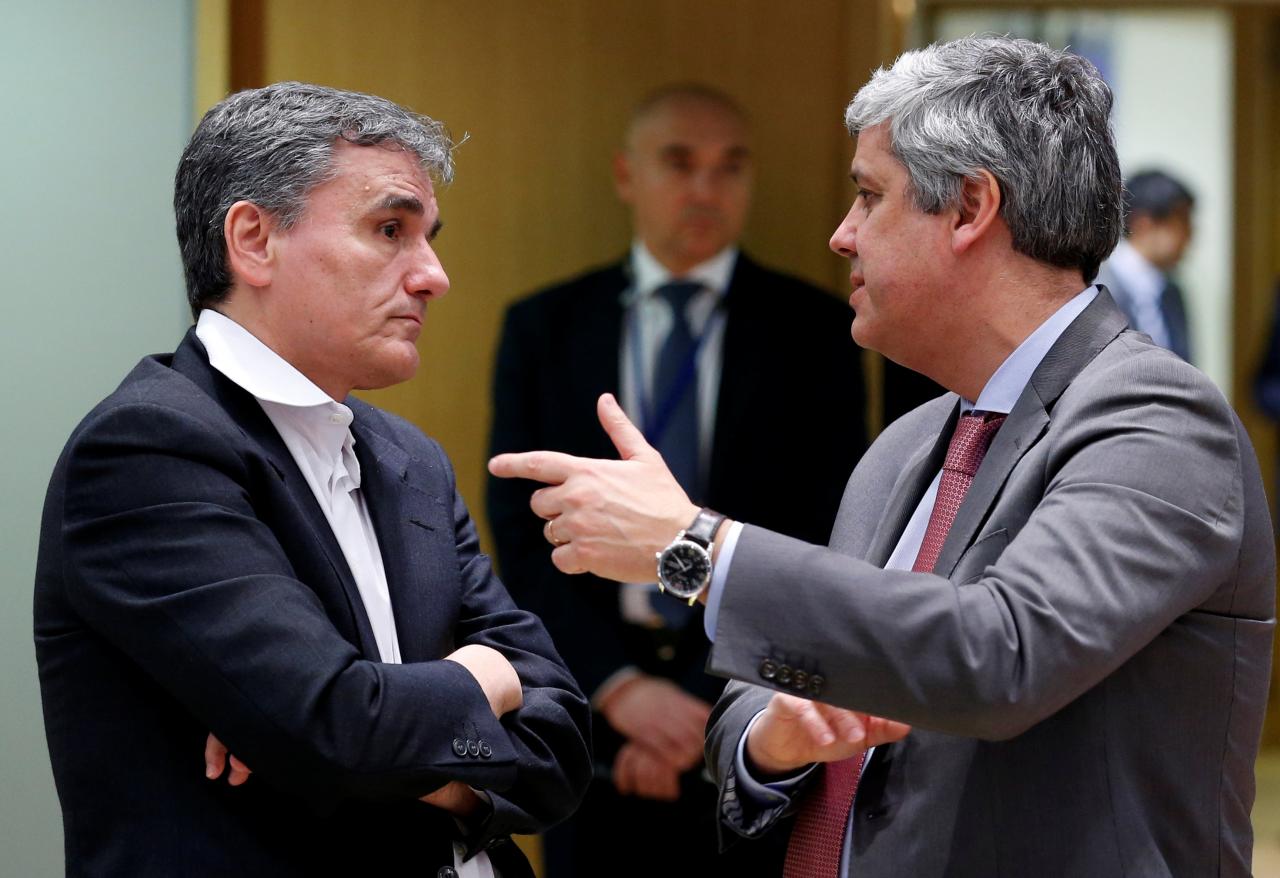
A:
[224,200,276,289]
[952,170,1002,255]
[612,151,634,204]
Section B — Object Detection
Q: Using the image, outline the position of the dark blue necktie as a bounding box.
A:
[653,281,703,496]
[652,280,703,629]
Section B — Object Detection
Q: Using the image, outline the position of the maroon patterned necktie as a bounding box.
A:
[912,411,1006,574]
[783,751,865,878]
[782,410,1005,878]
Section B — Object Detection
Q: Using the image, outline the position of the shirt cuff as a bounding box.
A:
[704,520,745,642]
[735,711,817,798]
[719,710,816,840]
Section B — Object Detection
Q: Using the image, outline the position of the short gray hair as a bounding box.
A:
[175,81,455,317]
[845,36,1122,283]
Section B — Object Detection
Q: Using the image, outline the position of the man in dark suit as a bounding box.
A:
[491,37,1274,876]
[34,82,590,878]
[1095,169,1196,362]
[487,85,865,876]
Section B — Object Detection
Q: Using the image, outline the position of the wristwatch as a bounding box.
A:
[656,508,727,603]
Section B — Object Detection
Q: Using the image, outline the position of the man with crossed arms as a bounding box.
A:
[491,36,1275,876]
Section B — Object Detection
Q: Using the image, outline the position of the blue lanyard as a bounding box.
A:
[630,300,718,446]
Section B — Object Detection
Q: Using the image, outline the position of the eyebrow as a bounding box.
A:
[850,165,879,188]
[375,194,442,240]
[377,194,424,215]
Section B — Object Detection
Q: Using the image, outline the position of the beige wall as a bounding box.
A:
[253,0,891,545]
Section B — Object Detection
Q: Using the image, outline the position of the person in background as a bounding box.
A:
[1096,168,1196,362]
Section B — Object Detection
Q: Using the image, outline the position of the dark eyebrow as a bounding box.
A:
[377,194,425,215]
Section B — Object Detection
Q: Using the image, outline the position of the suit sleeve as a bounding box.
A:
[485,301,634,699]
[708,351,1261,740]
[59,398,588,819]
[433,435,593,842]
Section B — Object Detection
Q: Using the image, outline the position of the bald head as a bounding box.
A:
[625,85,749,149]
[614,84,754,274]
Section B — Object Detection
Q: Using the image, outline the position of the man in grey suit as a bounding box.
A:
[491,36,1275,876]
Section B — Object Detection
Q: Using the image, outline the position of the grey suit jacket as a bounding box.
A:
[705,292,1274,876]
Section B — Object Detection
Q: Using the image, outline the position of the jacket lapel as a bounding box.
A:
[707,255,771,504]
[861,402,958,567]
[574,266,628,460]
[171,330,382,658]
[350,419,452,664]
[931,291,1130,577]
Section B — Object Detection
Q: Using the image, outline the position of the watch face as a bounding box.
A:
[657,541,712,598]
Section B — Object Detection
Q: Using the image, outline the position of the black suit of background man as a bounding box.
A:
[487,85,866,877]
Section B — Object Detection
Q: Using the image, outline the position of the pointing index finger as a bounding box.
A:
[488,450,586,486]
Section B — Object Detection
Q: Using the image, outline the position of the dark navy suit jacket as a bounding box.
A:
[35,330,591,877]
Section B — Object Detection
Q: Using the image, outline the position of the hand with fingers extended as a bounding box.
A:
[204,733,252,786]
[612,741,683,801]
[598,674,712,773]
[746,692,912,777]
[488,393,711,584]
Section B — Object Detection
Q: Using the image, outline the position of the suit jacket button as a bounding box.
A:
[467,739,481,757]
[777,665,793,686]
[792,670,809,691]
[807,674,825,697]
[452,737,467,757]
[759,659,778,680]
[438,868,459,878]
[479,740,492,758]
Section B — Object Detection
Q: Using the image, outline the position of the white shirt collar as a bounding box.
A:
[195,309,337,407]
[195,309,359,485]
[968,285,1099,414]
[628,240,738,301]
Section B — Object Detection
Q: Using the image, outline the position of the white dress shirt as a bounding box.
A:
[710,286,1100,870]
[195,309,495,878]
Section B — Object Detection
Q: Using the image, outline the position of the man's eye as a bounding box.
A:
[856,189,877,208]
[380,223,399,239]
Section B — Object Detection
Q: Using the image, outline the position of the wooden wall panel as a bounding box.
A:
[256,0,888,546]
[1233,6,1280,745]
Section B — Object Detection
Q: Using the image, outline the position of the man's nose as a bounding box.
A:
[829,206,859,257]
[408,241,450,299]
[689,168,720,202]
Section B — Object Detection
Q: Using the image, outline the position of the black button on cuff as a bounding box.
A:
[451,737,467,757]
[792,670,809,691]
[776,665,793,686]
[759,659,778,680]
[466,739,480,757]
[478,741,492,758]
[807,674,825,697]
